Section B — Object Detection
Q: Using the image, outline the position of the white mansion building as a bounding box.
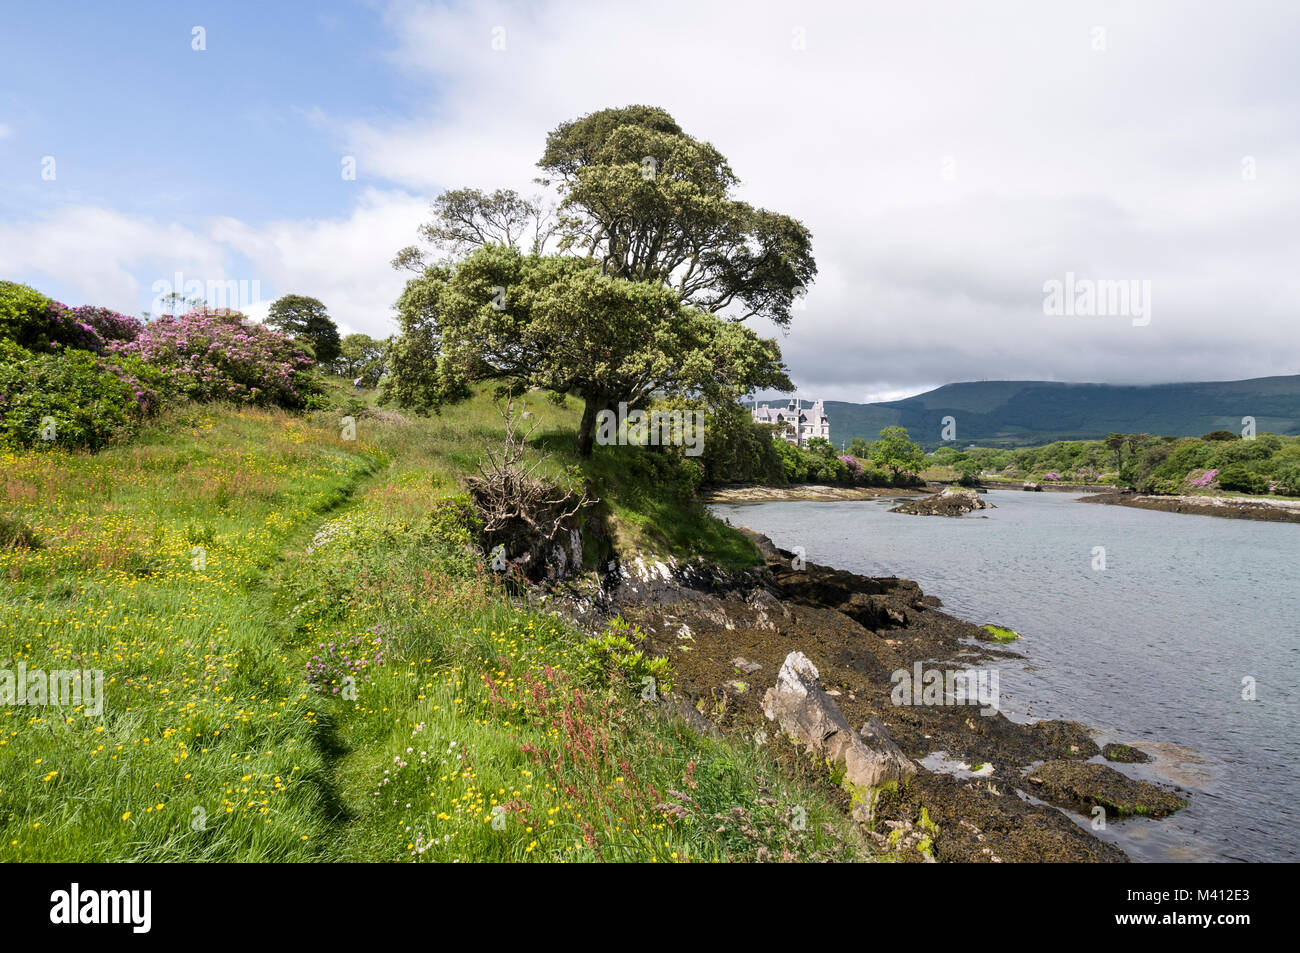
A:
[750,398,830,447]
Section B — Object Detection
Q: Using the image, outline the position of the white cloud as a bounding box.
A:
[209,188,427,336]
[0,206,229,313]
[6,0,1300,400]
[0,191,426,336]
[334,0,1300,399]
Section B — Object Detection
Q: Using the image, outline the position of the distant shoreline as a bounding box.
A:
[1079,491,1300,524]
[701,484,912,503]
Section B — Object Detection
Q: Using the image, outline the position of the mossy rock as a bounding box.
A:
[1102,743,1150,764]
[1025,760,1186,817]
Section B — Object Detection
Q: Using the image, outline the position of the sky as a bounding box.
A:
[2,0,1298,404]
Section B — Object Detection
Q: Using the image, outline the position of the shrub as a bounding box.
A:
[577,618,672,694]
[0,347,159,450]
[1217,463,1267,494]
[772,438,808,482]
[64,304,143,345]
[1,282,145,355]
[810,455,849,483]
[108,308,322,408]
[692,398,785,484]
[1274,465,1300,497]
[0,281,54,349]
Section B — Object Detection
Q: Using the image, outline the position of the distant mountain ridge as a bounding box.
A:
[823,374,1300,449]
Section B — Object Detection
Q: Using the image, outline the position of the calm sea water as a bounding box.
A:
[710,490,1300,863]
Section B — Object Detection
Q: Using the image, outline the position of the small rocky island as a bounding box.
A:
[890,487,995,517]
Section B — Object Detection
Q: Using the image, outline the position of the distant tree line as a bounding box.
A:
[930,430,1300,496]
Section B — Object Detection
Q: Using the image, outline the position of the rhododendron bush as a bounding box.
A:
[0,346,164,450]
[1,281,143,354]
[109,308,322,409]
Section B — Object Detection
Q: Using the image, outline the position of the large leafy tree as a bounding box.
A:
[385,106,814,455]
[537,106,816,327]
[399,106,816,326]
[266,294,341,365]
[382,245,792,456]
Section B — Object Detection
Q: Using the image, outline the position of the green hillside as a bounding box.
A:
[825,375,1300,448]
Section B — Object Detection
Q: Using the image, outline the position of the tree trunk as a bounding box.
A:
[576,394,602,458]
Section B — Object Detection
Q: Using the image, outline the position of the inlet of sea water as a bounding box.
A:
[710,490,1300,863]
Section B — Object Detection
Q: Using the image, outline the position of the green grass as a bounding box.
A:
[0,385,857,862]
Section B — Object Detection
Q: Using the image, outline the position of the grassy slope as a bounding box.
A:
[0,384,862,862]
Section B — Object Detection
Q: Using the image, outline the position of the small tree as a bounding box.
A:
[847,436,872,458]
[267,295,341,366]
[335,333,387,385]
[804,436,834,457]
[871,426,926,482]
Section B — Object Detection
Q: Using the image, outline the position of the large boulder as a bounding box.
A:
[763,652,916,797]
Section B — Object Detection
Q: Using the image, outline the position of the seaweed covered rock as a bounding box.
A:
[1102,743,1151,764]
[1025,760,1187,817]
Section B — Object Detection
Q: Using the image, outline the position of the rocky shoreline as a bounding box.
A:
[1080,490,1300,524]
[700,484,912,503]
[553,531,1190,862]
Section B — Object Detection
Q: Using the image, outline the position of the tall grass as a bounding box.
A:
[0,387,861,862]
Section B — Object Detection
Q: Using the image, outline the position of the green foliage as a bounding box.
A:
[539,105,816,329]
[267,294,340,365]
[690,398,785,485]
[1217,463,1268,494]
[383,245,792,456]
[577,618,672,693]
[772,438,808,482]
[334,333,388,385]
[804,436,834,457]
[0,281,52,349]
[870,426,926,480]
[956,429,1300,497]
[0,347,154,450]
[767,438,860,485]
[388,106,816,457]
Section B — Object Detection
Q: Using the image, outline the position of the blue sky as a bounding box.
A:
[1,2,395,223]
[3,1,1299,401]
